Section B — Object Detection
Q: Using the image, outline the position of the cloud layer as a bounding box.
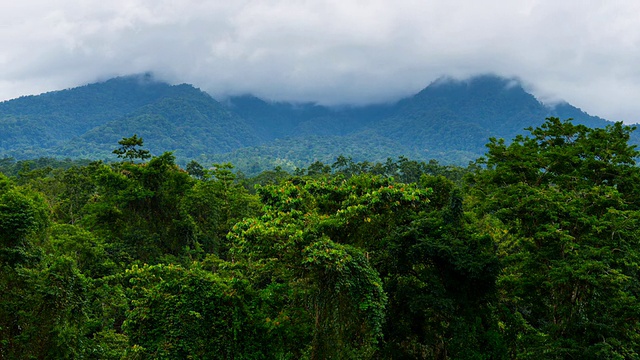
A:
[2,1,640,123]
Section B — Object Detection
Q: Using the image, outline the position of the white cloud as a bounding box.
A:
[1,0,640,123]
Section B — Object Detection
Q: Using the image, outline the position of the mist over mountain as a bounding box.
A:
[0,73,623,173]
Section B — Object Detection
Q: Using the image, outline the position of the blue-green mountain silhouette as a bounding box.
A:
[0,73,625,172]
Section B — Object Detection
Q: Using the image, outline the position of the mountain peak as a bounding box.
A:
[405,74,538,115]
[425,74,526,95]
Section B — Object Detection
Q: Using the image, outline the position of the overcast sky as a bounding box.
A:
[2,1,640,123]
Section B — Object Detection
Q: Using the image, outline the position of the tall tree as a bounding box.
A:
[84,152,196,263]
[112,134,151,162]
[470,118,640,358]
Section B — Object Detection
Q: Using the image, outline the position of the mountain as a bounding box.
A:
[0,74,179,158]
[58,84,259,160]
[216,75,620,169]
[0,73,627,173]
[0,74,259,160]
[362,75,617,162]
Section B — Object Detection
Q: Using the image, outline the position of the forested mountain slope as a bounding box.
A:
[215,75,621,170]
[0,74,260,160]
[58,85,260,160]
[0,73,628,172]
[0,74,184,158]
[362,75,619,161]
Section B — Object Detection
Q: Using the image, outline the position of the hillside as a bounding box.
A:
[362,76,617,160]
[0,73,626,172]
[213,76,619,171]
[58,85,260,160]
[0,74,182,158]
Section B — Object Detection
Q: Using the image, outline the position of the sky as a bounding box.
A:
[1,1,640,123]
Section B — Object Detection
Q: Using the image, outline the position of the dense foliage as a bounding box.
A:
[1,118,639,359]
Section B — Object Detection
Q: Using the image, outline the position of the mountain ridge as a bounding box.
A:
[0,73,627,173]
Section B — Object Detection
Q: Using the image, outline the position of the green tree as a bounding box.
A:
[229,176,395,358]
[306,160,331,177]
[112,134,151,162]
[470,118,640,358]
[185,159,205,179]
[84,152,196,263]
[182,163,261,258]
[49,224,115,278]
[122,263,265,359]
[0,173,49,265]
[0,174,90,358]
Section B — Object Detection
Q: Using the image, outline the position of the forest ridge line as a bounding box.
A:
[0,73,631,175]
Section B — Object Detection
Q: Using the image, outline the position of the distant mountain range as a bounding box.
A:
[0,73,627,174]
